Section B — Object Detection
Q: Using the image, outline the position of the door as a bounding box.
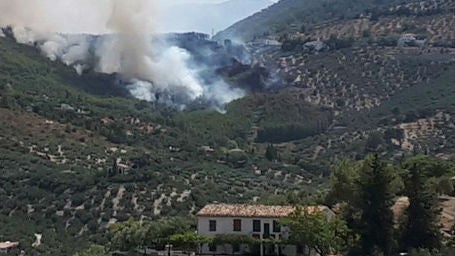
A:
[263,223,270,239]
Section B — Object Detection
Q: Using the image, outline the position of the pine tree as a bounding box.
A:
[400,161,442,250]
[325,159,360,205]
[357,154,395,255]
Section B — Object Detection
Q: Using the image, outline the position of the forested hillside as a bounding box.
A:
[0,35,331,255]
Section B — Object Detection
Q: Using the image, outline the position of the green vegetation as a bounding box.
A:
[282,208,353,256]
[216,0,405,41]
[400,158,442,250]
[1,0,455,254]
[170,232,210,252]
[74,245,107,256]
[70,155,453,255]
[326,155,455,255]
[356,68,455,128]
[356,155,395,255]
[0,35,327,255]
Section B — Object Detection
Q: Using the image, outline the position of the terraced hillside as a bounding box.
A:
[215,0,406,41]
[0,0,454,254]
[0,36,328,255]
[271,47,455,112]
[216,0,454,42]
[232,0,455,164]
[287,0,455,45]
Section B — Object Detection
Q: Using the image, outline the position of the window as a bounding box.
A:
[233,219,242,231]
[209,244,217,252]
[273,220,281,232]
[263,223,270,238]
[252,219,261,232]
[209,220,216,232]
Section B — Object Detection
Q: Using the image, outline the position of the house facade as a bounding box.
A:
[0,241,19,254]
[196,204,334,256]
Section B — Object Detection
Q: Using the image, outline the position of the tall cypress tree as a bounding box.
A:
[357,154,395,255]
[400,161,442,250]
[265,144,278,161]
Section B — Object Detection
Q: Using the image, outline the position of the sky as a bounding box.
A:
[0,0,277,35]
[158,0,278,34]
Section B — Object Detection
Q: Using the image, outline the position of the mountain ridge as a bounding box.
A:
[159,0,276,34]
[214,0,407,41]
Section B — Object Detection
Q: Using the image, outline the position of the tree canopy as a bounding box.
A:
[282,207,354,256]
[400,158,442,250]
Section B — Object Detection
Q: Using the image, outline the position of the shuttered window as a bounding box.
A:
[273,220,281,232]
[253,219,261,232]
[209,220,216,232]
[233,219,242,231]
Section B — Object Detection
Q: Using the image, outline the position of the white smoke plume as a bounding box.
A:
[105,0,155,80]
[0,0,244,107]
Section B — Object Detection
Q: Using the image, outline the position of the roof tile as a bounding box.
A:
[196,204,328,218]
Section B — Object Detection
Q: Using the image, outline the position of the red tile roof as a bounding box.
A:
[196,204,329,218]
[0,241,19,250]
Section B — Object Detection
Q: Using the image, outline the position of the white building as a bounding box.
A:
[397,33,426,47]
[0,241,19,254]
[303,40,328,52]
[196,204,334,256]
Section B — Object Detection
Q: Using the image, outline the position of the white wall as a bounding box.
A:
[197,216,297,255]
[197,216,284,237]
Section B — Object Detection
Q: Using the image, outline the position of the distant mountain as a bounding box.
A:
[158,0,276,35]
[214,0,405,41]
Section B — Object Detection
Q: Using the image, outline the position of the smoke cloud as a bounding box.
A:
[106,0,155,80]
[0,0,244,108]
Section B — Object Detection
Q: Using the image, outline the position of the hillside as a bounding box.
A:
[233,0,455,164]
[1,0,455,254]
[215,0,455,43]
[0,35,329,255]
[215,0,408,41]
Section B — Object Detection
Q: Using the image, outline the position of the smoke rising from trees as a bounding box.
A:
[0,0,244,108]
